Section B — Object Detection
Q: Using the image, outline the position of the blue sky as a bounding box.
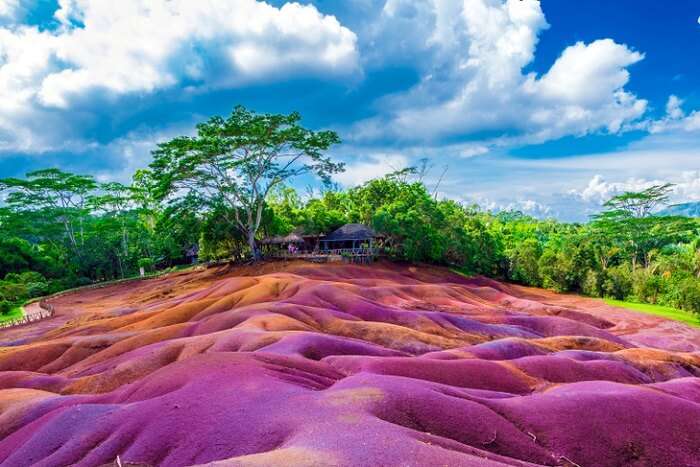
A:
[1,0,699,221]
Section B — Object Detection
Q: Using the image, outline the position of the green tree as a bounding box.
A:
[0,169,97,256]
[510,238,542,286]
[89,182,135,277]
[301,196,347,237]
[149,106,343,259]
[592,184,697,269]
[371,182,445,262]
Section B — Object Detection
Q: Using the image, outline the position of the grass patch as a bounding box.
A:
[0,305,24,324]
[604,299,700,327]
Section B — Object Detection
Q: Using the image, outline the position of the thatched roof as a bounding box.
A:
[323,224,377,242]
[261,233,305,245]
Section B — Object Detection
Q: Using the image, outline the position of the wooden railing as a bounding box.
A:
[264,247,380,265]
[321,247,378,256]
[0,301,55,330]
[266,247,379,259]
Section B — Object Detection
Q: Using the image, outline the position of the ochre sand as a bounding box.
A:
[0,261,699,466]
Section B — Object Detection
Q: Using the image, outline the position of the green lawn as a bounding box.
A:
[604,299,700,327]
[0,305,24,324]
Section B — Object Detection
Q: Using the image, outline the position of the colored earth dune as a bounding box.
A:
[1,262,699,467]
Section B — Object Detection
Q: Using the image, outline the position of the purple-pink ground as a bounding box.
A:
[0,261,699,466]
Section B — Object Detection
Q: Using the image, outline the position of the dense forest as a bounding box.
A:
[1,107,699,317]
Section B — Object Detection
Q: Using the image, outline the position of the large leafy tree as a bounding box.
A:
[90,182,133,258]
[592,184,697,269]
[602,183,674,218]
[149,106,343,259]
[372,181,446,262]
[299,192,348,239]
[0,169,97,256]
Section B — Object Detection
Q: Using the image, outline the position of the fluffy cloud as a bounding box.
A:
[500,199,552,217]
[647,95,700,134]
[0,0,21,23]
[0,0,359,151]
[572,174,659,205]
[334,152,409,186]
[351,0,647,146]
[569,172,700,208]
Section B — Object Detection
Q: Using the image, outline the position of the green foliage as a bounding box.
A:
[538,248,574,292]
[601,183,673,218]
[0,299,13,316]
[137,258,155,271]
[674,277,700,315]
[199,204,247,261]
[0,168,97,256]
[6,271,45,284]
[372,182,446,262]
[2,270,51,299]
[602,265,633,300]
[300,196,347,236]
[509,238,541,286]
[631,269,664,304]
[581,269,604,297]
[26,281,49,298]
[149,105,343,259]
[0,281,28,303]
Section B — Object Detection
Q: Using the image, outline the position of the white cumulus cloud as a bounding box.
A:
[351,0,647,147]
[569,172,700,208]
[334,152,410,187]
[647,95,700,134]
[0,0,359,151]
[0,0,21,23]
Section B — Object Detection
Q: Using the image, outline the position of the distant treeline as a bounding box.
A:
[1,106,699,316]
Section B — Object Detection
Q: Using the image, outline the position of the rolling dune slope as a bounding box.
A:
[0,261,699,467]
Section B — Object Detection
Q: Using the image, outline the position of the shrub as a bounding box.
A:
[18,271,46,284]
[632,269,664,304]
[4,271,45,284]
[47,279,71,295]
[509,238,541,286]
[675,277,700,315]
[0,300,12,315]
[0,281,28,303]
[137,258,155,272]
[76,277,92,287]
[581,269,603,297]
[3,273,21,283]
[26,281,49,298]
[602,264,632,300]
[538,248,577,292]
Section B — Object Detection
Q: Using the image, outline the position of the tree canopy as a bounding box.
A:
[148,106,343,258]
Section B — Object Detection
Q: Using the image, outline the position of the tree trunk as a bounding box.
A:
[116,253,125,279]
[247,230,260,261]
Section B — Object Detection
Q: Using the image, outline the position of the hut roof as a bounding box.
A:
[262,233,305,245]
[323,223,377,242]
[292,226,325,239]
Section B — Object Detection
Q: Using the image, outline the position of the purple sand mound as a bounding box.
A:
[0,261,699,466]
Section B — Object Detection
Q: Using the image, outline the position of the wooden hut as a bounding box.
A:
[261,232,305,257]
[320,224,380,261]
[262,224,380,262]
